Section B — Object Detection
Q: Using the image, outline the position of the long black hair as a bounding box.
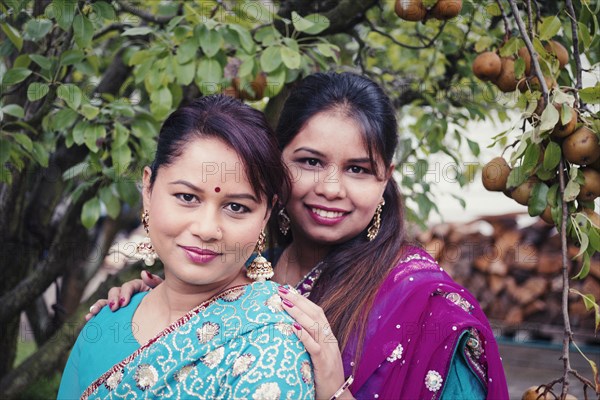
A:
[270,72,408,353]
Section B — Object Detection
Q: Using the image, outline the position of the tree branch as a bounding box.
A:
[364,17,447,50]
[507,0,549,106]
[558,158,573,397]
[116,1,174,25]
[564,0,584,108]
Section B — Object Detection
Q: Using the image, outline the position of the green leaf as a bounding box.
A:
[51,0,77,31]
[539,102,560,131]
[81,104,100,120]
[573,250,590,278]
[196,59,222,90]
[0,140,11,164]
[499,37,522,57]
[116,180,140,207]
[528,182,549,216]
[522,143,541,173]
[260,46,282,73]
[13,133,33,152]
[27,82,50,101]
[122,27,154,36]
[150,86,173,121]
[1,22,23,51]
[57,84,82,110]
[291,11,330,35]
[31,142,49,167]
[316,43,339,58]
[564,179,580,202]
[198,27,222,58]
[60,49,85,66]
[29,54,53,70]
[99,186,121,220]
[81,197,101,229]
[507,165,527,189]
[543,141,561,170]
[113,122,130,147]
[176,38,199,64]
[72,121,88,145]
[2,104,24,118]
[589,228,600,252]
[2,68,32,85]
[577,22,592,51]
[63,161,90,180]
[73,14,94,48]
[539,16,561,41]
[84,124,105,152]
[580,85,600,104]
[24,18,53,41]
[560,103,573,125]
[229,24,255,53]
[112,144,132,173]
[547,183,559,206]
[174,61,196,86]
[280,46,301,69]
[91,1,116,21]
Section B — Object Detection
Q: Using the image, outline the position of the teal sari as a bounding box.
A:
[78,281,313,399]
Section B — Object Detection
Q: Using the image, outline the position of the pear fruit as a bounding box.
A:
[511,177,539,206]
[518,47,534,76]
[582,208,600,228]
[577,168,600,202]
[562,126,600,166]
[544,40,569,68]
[395,0,427,21]
[540,206,554,225]
[431,0,462,20]
[482,157,511,191]
[473,52,502,81]
[522,386,577,400]
[493,58,519,93]
[550,105,578,139]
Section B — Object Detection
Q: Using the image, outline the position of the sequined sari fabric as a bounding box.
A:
[81,281,314,399]
[297,246,509,400]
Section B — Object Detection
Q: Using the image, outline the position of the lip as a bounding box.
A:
[305,204,349,226]
[180,246,221,264]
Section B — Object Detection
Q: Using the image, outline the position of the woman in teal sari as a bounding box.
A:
[58,95,314,399]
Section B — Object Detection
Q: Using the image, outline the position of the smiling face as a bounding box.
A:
[142,137,270,291]
[281,111,391,246]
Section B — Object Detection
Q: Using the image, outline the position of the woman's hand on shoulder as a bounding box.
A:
[84,271,163,321]
[277,286,353,399]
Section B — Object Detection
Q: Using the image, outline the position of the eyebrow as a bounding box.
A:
[169,180,259,203]
[293,147,371,164]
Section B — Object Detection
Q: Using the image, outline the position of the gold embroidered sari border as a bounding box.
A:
[80,284,249,400]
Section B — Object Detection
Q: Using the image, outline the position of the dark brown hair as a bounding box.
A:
[270,72,408,358]
[149,95,288,209]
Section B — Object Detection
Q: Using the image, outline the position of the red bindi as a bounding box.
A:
[214,187,221,193]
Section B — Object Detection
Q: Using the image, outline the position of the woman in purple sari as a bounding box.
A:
[90,72,508,399]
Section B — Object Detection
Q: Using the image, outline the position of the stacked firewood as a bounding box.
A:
[418,213,600,335]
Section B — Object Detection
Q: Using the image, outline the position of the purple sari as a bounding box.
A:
[296,246,508,399]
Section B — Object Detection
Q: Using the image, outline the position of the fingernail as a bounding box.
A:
[293,322,302,331]
[278,286,289,294]
[282,298,294,308]
[146,271,153,279]
[109,301,115,309]
[119,298,125,305]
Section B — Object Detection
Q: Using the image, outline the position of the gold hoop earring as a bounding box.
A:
[278,207,291,236]
[367,199,385,241]
[246,230,274,281]
[134,210,158,266]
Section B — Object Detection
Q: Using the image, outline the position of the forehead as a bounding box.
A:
[159,137,250,185]
[287,112,368,156]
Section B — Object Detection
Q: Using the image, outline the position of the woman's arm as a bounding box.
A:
[277,286,354,400]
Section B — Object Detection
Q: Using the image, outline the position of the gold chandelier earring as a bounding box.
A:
[278,207,291,236]
[367,199,385,241]
[134,209,158,266]
[246,230,274,281]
